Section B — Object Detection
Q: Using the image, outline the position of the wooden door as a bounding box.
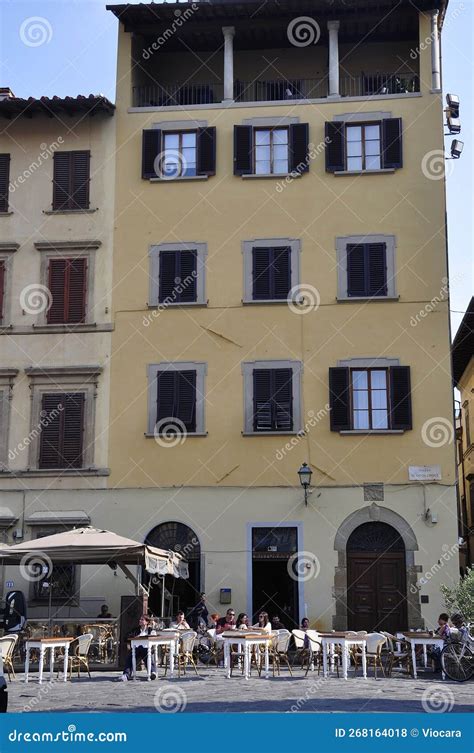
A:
[347,551,407,634]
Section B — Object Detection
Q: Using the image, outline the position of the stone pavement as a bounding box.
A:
[7,668,474,714]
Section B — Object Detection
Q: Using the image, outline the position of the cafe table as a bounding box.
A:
[398,632,445,680]
[25,637,74,683]
[220,630,273,679]
[130,632,180,680]
[318,632,367,680]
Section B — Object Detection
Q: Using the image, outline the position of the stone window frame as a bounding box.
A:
[34,240,101,326]
[0,243,19,327]
[146,361,207,437]
[24,366,102,472]
[336,234,398,301]
[242,237,301,304]
[149,119,210,184]
[337,357,402,435]
[148,242,207,308]
[0,369,18,470]
[242,359,303,435]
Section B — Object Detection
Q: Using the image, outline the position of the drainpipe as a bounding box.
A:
[222,26,235,102]
[429,9,441,91]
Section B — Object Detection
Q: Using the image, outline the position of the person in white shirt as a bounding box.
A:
[170,611,191,630]
[252,611,272,634]
[120,615,157,681]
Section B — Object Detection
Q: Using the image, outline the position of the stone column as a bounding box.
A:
[327,20,340,98]
[429,10,441,91]
[222,26,235,102]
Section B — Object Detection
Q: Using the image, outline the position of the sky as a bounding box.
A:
[0,0,472,336]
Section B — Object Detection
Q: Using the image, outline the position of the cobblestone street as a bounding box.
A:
[7,670,474,714]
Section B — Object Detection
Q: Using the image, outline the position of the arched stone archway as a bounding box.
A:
[333,503,423,631]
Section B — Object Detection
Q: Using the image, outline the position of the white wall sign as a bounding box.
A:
[409,465,442,481]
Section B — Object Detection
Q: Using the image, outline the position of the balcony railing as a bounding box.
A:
[132,71,419,108]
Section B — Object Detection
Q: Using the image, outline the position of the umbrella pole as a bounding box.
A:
[48,581,53,635]
[161,575,165,620]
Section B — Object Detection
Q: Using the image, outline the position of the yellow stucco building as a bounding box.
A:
[105,0,459,631]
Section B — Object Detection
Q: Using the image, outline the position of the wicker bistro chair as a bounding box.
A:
[346,631,368,668]
[268,630,293,677]
[382,632,413,677]
[353,632,386,678]
[303,632,326,677]
[63,633,93,679]
[291,629,310,668]
[165,631,199,677]
[0,635,18,681]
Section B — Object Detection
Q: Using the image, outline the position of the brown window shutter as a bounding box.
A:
[39,392,85,469]
[71,151,90,209]
[0,154,10,212]
[66,258,87,322]
[329,367,351,430]
[47,259,67,323]
[0,260,5,322]
[52,153,72,210]
[325,122,345,172]
[381,118,403,169]
[197,127,216,175]
[233,125,252,175]
[389,366,412,430]
[142,129,162,179]
[61,393,85,468]
[39,394,63,468]
[289,123,309,174]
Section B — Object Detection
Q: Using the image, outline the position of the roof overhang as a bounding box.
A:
[0,95,115,121]
[452,297,474,387]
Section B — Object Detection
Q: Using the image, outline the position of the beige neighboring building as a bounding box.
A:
[453,298,474,573]
[103,0,459,632]
[0,91,125,619]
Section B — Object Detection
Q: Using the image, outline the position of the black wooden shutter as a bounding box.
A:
[159,251,177,303]
[325,122,345,172]
[273,368,293,431]
[156,371,175,423]
[234,125,252,175]
[272,247,291,298]
[178,251,197,302]
[52,153,71,210]
[367,243,387,296]
[47,259,67,323]
[329,367,351,431]
[197,127,216,175]
[252,248,271,300]
[289,123,309,173]
[156,370,196,432]
[0,154,10,212]
[381,118,403,169]
[253,368,293,431]
[39,393,84,469]
[253,370,273,431]
[0,260,5,322]
[347,245,366,297]
[389,366,412,430]
[159,251,197,303]
[142,129,162,179]
[67,258,87,322]
[71,151,90,209]
[62,393,85,467]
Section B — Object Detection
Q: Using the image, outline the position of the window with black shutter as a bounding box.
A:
[347,243,387,297]
[253,368,293,432]
[156,370,196,433]
[234,124,309,176]
[252,246,291,300]
[38,393,85,469]
[0,154,10,212]
[47,258,87,324]
[325,118,402,173]
[0,260,5,322]
[329,365,412,431]
[142,128,216,179]
[52,151,90,210]
[159,250,197,303]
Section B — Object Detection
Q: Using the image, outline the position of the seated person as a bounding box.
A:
[451,613,470,642]
[120,615,156,681]
[97,604,112,620]
[429,613,450,671]
[170,611,190,630]
[271,615,285,630]
[209,613,220,628]
[300,617,310,648]
[236,613,249,629]
[252,611,272,634]
[216,609,236,634]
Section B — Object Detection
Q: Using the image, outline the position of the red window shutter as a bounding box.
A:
[66,258,87,323]
[38,393,85,469]
[62,393,85,467]
[47,259,67,323]
[71,151,90,209]
[0,154,10,212]
[52,153,72,210]
[0,260,5,322]
[38,394,63,468]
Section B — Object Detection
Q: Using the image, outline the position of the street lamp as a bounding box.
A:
[297,462,313,506]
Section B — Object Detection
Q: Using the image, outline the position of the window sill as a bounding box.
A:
[43,208,97,215]
[340,430,404,435]
[144,432,208,438]
[337,296,399,303]
[148,302,208,309]
[334,169,395,176]
[0,468,110,477]
[0,211,13,216]
[149,175,209,183]
[0,323,114,334]
[242,299,290,305]
[241,173,302,180]
[242,431,300,436]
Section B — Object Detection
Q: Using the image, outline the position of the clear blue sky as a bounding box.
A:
[0,0,472,335]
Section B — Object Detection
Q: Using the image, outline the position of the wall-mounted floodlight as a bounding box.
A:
[446,93,460,118]
[450,140,464,159]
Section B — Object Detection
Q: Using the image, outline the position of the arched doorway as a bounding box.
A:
[145,522,201,619]
[347,522,407,633]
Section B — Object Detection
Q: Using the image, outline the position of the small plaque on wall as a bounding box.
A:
[409,465,441,481]
[220,588,231,604]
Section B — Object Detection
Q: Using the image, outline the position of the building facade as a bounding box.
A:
[453,297,474,573]
[104,0,458,631]
[0,92,123,618]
